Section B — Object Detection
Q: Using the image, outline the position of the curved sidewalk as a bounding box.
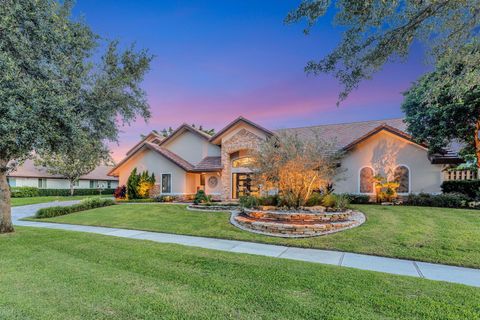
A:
[12,201,480,288]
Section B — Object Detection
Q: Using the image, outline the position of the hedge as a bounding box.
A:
[403,193,471,208]
[341,194,371,204]
[35,198,115,218]
[10,187,39,197]
[441,180,480,200]
[10,187,115,198]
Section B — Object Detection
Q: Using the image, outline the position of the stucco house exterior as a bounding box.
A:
[8,160,119,190]
[108,117,462,200]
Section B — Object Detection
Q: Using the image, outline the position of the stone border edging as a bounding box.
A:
[229,210,366,238]
[186,205,366,238]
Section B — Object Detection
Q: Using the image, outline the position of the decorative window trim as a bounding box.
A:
[358,166,375,194]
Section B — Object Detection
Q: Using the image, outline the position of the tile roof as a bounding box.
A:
[146,142,195,171]
[192,156,222,172]
[210,116,274,144]
[9,159,118,181]
[159,123,212,147]
[277,118,408,151]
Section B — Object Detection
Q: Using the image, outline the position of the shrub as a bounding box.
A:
[341,194,371,204]
[35,198,115,218]
[126,168,140,199]
[404,192,470,208]
[305,192,324,207]
[10,187,40,198]
[334,194,351,210]
[10,187,115,198]
[114,185,127,199]
[154,195,175,202]
[322,194,337,208]
[127,168,156,199]
[258,194,279,206]
[239,196,259,208]
[116,198,154,203]
[194,190,211,204]
[441,180,480,200]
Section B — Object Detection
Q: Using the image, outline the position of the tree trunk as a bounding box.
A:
[69,180,75,197]
[0,161,14,233]
[475,119,480,169]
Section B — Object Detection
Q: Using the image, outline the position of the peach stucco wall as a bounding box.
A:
[334,130,445,194]
[117,148,188,194]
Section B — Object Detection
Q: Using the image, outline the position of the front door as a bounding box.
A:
[232,173,259,199]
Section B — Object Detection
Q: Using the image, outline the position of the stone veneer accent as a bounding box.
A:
[220,128,265,200]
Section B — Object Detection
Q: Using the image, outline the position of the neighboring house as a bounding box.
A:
[108,117,463,200]
[8,160,119,190]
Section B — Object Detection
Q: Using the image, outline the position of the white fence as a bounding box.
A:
[443,169,479,181]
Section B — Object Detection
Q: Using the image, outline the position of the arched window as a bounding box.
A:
[394,166,410,193]
[232,157,254,168]
[359,167,374,193]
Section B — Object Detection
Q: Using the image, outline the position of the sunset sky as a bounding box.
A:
[73,0,429,161]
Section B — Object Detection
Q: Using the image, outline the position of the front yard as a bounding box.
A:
[37,204,480,268]
[1,227,479,319]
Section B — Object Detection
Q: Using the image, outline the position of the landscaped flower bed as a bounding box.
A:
[232,207,365,238]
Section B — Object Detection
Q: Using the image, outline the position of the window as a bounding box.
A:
[359,167,374,193]
[107,181,111,189]
[232,157,254,168]
[7,178,16,187]
[394,166,410,193]
[200,174,205,186]
[89,180,96,189]
[38,178,47,189]
[73,180,80,187]
[161,174,171,193]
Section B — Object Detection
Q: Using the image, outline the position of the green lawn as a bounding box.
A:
[1,227,479,319]
[11,195,110,207]
[38,204,480,268]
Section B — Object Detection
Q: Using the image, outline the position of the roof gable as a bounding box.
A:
[342,124,428,151]
[159,124,212,147]
[126,131,163,156]
[210,116,273,145]
[109,142,194,176]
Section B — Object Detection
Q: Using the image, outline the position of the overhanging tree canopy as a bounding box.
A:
[402,42,480,167]
[0,0,153,233]
[286,0,480,103]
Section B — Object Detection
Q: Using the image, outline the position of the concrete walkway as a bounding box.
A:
[11,201,480,288]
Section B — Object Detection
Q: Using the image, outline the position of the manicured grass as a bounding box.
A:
[38,204,480,268]
[1,227,479,319]
[11,195,109,207]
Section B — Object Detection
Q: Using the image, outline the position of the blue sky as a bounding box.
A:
[72,0,429,159]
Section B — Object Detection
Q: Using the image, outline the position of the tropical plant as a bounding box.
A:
[373,175,400,203]
[0,0,152,233]
[250,130,342,208]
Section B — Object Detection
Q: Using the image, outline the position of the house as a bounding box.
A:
[8,159,119,190]
[108,117,462,200]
